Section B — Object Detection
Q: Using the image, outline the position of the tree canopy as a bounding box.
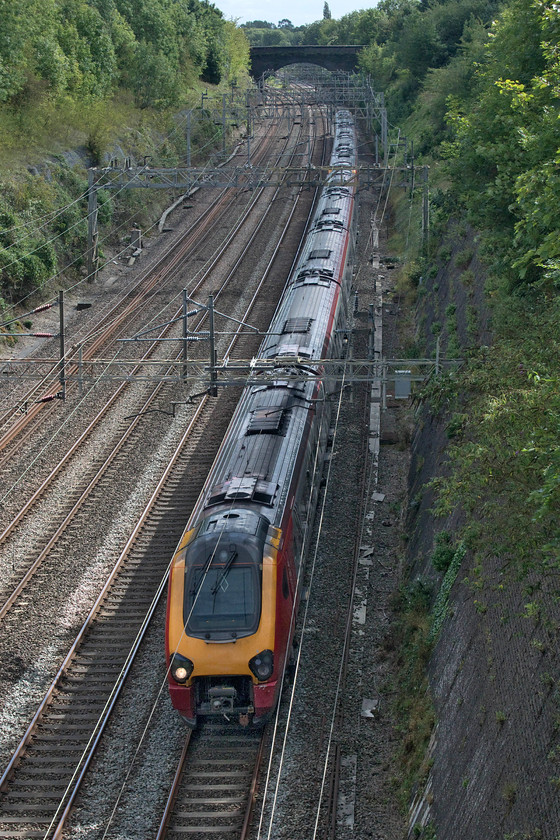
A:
[0,0,250,108]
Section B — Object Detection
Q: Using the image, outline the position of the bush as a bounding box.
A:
[431,530,455,572]
[455,247,474,268]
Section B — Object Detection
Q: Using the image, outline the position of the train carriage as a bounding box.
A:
[165,111,357,726]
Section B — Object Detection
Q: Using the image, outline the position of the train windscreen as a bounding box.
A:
[185,561,261,639]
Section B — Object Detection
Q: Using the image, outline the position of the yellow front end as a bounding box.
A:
[166,524,281,723]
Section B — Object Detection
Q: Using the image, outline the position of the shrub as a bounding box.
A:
[455,247,474,268]
[432,530,455,572]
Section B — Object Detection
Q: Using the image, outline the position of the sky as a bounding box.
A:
[212,0,377,28]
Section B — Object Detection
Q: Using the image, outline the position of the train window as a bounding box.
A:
[292,507,303,569]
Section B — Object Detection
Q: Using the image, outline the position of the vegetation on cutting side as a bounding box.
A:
[0,0,253,322]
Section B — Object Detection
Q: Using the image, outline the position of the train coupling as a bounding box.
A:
[208,685,237,716]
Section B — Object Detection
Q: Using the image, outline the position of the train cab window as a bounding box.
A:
[183,519,270,639]
[186,562,261,639]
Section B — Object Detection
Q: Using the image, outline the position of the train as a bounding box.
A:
[165,110,358,727]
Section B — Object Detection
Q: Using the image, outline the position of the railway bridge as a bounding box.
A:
[249,44,364,78]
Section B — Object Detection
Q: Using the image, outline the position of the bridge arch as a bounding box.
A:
[249,45,364,79]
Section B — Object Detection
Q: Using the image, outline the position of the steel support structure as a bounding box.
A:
[0,354,461,388]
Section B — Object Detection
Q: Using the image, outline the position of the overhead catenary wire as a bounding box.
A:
[0,178,101,242]
[1,120,230,322]
[96,390,284,837]
[99,113,333,828]
[0,108,227,320]
[0,126,279,501]
[0,114,264,434]
[256,106,397,839]
[0,343,127,515]
[256,363,350,840]
[0,101,221,247]
[5,92,390,826]
[0,165,151,279]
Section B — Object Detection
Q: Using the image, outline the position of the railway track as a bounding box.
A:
[0,108,321,623]
[0,103,330,840]
[0,280,278,836]
[0,391,239,839]
[157,722,266,840]
[0,103,291,462]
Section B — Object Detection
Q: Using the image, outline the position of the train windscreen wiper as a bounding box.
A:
[210,549,238,596]
[190,551,215,598]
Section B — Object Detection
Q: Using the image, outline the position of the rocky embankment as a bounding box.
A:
[406,231,560,839]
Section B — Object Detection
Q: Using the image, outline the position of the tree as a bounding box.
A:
[241,20,276,28]
[323,2,331,20]
[443,0,550,289]
[278,19,293,29]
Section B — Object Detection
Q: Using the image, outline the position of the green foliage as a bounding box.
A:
[430,303,560,581]
[455,248,473,269]
[358,0,500,121]
[0,176,61,299]
[441,0,560,292]
[391,577,436,807]
[430,542,465,640]
[502,780,517,805]
[431,531,455,572]
[0,0,248,110]
[446,412,467,439]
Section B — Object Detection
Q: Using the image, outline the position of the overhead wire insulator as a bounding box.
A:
[32,302,56,314]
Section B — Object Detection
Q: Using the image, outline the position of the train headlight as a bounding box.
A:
[170,654,194,684]
[249,650,274,682]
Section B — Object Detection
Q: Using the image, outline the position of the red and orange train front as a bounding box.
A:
[166,507,293,726]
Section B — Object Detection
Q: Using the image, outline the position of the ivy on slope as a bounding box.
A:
[429,302,560,588]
